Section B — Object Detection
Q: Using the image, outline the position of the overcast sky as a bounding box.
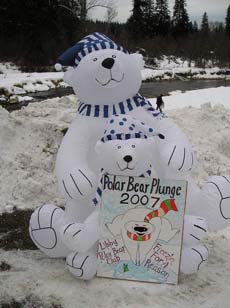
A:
[90,0,229,24]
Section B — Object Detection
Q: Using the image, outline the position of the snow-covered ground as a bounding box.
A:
[0,71,67,104]
[142,67,229,81]
[1,87,230,307]
[0,62,21,74]
[150,86,230,110]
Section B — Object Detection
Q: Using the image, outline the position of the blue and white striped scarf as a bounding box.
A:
[92,169,152,207]
[77,94,164,119]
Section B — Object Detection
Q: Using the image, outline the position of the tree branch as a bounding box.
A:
[86,4,110,12]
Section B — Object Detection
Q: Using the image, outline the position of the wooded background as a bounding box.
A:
[0,0,230,69]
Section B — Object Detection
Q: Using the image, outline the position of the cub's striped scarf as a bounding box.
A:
[144,199,178,222]
[78,93,166,119]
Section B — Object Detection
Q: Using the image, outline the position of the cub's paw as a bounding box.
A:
[66,250,97,280]
[61,222,99,252]
[160,143,194,174]
[183,215,208,246]
[60,168,97,201]
[180,244,208,275]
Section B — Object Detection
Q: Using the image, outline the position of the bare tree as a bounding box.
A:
[104,1,118,23]
[80,0,115,22]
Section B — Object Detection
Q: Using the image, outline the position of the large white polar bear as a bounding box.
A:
[29,33,230,280]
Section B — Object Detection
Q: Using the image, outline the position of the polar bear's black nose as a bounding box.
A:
[123,155,133,163]
[102,57,115,69]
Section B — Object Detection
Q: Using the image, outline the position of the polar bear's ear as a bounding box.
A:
[95,140,104,155]
[106,214,124,236]
[63,67,75,87]
[130,53,145,70]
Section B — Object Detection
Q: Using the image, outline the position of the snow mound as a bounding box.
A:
[0,95,78,214]
[1,90,230,307]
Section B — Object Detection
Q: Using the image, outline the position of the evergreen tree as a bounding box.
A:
[226,5,230,36]
[142,0,157,37]
[201,12,210,35]
[127,0,148,38]
[193,21,199,33]
[172,0,189,37]
[216,22,224,33]
[0,0,81,66]
[155,0,170,36]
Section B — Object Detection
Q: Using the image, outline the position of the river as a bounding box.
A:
[3,79,230,111]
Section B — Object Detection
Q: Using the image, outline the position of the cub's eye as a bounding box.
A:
[112,55,116,58]
[117,146,121,149]
[132,145,135,148]
[93,58,98,61]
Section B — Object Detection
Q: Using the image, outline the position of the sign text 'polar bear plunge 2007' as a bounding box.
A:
[103,175,182,200]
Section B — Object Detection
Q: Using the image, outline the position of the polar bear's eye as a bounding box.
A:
[112,55,116,58]
[132,145,135,148]
[93,58,98,62]
[117,146,121,149]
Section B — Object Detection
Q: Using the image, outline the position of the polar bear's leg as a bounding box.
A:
[66,245,97,280]
[186,176,230,232]
[180,244,208,274]
[200,176,230,231]
[183,215,208,246]
[29,204,71,258]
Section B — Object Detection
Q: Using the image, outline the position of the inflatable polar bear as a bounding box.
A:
[29,33,230,280]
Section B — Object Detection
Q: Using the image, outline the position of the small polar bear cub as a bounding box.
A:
[95,114,209,275]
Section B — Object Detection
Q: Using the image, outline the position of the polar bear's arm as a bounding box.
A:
[55,116,104,201]
[56,116,96,166]
[106,214,124,236]
[158,218,179,242]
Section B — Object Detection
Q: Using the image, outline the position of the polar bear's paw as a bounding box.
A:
[60,168,97,201]
[202,176,230,231]
[29,204,70,258]
[183,215,208,246]
[66,251,97,280]
[180,244,208,275]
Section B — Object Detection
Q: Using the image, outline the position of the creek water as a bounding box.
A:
[3,79,230,111]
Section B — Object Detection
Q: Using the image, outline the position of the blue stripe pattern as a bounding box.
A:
[74,33,128,66]
[77,93,165,119]
[101,132,147,143]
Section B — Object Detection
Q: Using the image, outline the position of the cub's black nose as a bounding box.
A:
[123,155,133,163]
[134,226,148,233]
[102,57,115,69]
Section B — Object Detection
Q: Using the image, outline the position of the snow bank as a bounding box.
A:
[142,68,229,81]
[0,62,21,74]
[142,56,229,81]
[0,72,66,94]
[0,95,78,214]
[1,233,230,308]
[149,87,230,110]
